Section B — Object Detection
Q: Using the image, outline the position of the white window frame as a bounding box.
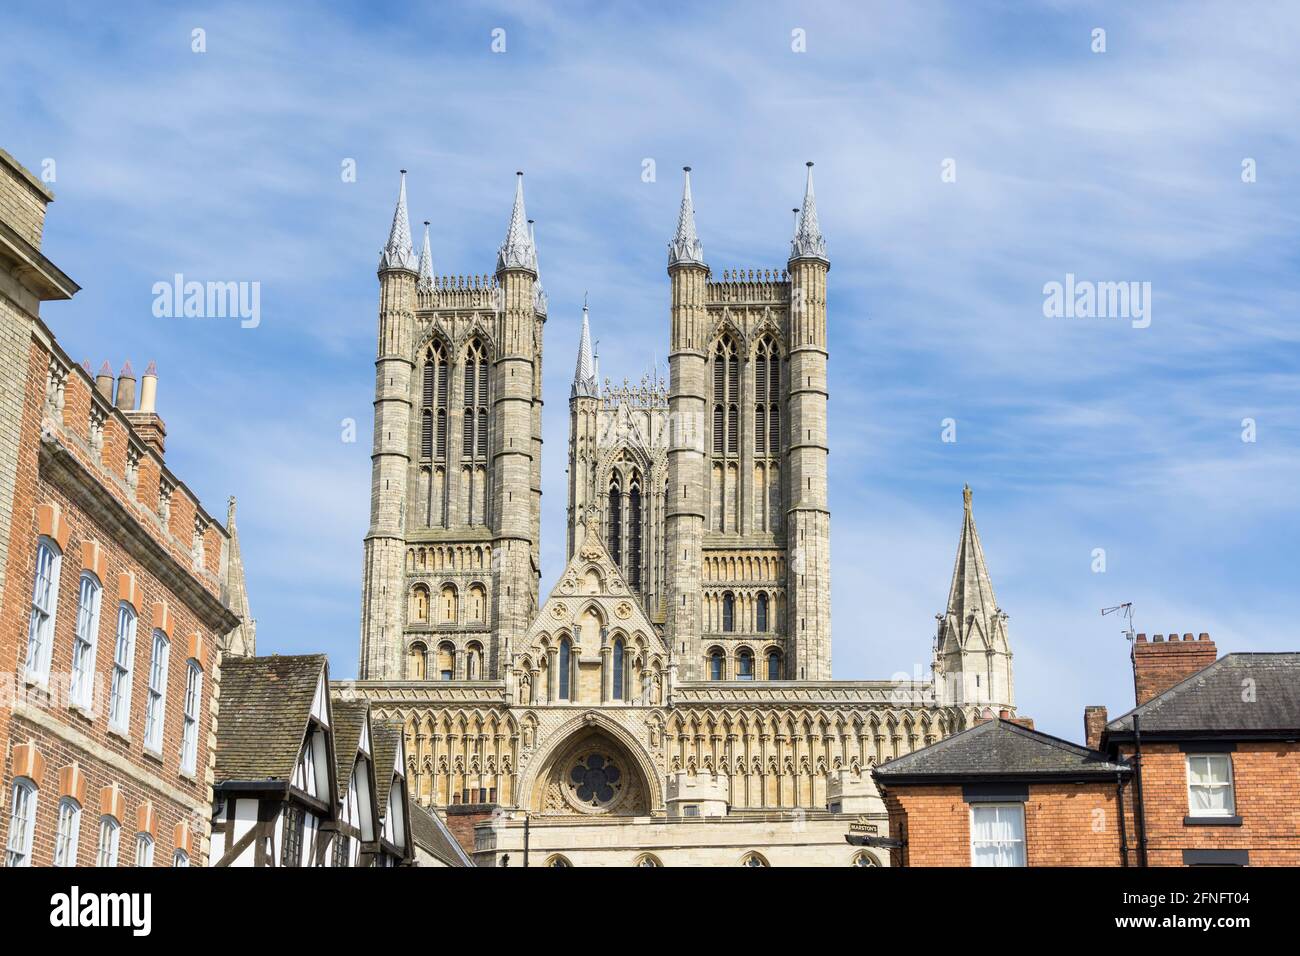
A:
[71,572,102,710]
[54,796,82,866]
[180,660,202,774]
[1186,753,1236,818]
[25,537,62,685]
[172,848,189,867]
[5,778,38,867]
[970,803,1027,867]
[97,815,121,866]
[109,603,137,733]
[144,629,170,753]
[134,831,154,867]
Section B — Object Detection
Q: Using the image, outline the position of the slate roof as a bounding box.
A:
[1107,653,1300,738]
[873,718,1129,783]
[410,804,473,867]
[371,721,404,819]
[331,699,370,800]
[215,654,328,786]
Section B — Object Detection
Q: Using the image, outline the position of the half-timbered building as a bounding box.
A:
[210,654,339,867]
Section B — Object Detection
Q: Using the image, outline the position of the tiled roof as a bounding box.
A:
[1107,653,1300,736]
[215,654,327,785]
[331,699,370,800]
[371,721,403,819]
[873,718,1128,781]
[410,804,473,867]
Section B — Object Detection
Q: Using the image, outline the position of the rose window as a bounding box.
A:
[568,753,622,809]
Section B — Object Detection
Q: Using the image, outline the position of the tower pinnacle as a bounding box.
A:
[496,171,536,273]
[417,220,434,291]
[789,161,828,263]
[667,166,705,267]
[529,218,547,314]
[379,169,417,272]
[572,296,599,398]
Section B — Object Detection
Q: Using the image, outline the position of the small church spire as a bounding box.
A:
[945,484,998,626]
[417,220,434,291]
[934,484,1014,709]
[667,166,705,267]
[496,171,536,273]
[572,295,599,399]
[378,169,417,273]
[223,496,257,658]
[789,161,828,263]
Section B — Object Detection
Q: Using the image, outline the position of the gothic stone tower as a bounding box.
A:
[359,171,543,681]
[662,165,832,681]
[567,299,672,622]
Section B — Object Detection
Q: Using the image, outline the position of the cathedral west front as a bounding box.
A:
[348,163,1016,866]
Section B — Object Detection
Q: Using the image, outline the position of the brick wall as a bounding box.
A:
[1117,741,1300,867]
[1133,633,1217,705]
[884,780,1125,867]
[0,338,227,866]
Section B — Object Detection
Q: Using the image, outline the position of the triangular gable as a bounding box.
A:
[310,671,330,727]
[522,513,667,660]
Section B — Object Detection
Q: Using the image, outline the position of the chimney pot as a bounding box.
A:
[115,361,137,411]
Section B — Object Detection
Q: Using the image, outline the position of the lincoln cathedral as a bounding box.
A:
[350,164,1016,865]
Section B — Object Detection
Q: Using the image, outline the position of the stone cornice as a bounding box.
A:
[39,435,238,633]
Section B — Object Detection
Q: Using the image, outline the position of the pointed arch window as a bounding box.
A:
[722,592,735,633]
[756,592,769,633]
[712,337,739,456]
[421,343,449,460]
[627,476,642,592]
[558,637,572,701]
[463,339,489,459]
[755,336,780,456]
[612,638,625,700]
[607,476,622,565]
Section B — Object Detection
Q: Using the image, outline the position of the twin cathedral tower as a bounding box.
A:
[357,164,1013,715]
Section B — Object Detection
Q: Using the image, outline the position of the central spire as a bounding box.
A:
[789,161,827,262]
[497,171,536,273]
[667,166,705,267]
[379,169,417,273]
[417,220,434,291]
[572,295,599,399]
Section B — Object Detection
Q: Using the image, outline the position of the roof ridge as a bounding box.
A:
[994,717,1109,758]
[1107,652,1229,727]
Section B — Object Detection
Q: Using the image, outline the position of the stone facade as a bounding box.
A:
[351,165,1016,865]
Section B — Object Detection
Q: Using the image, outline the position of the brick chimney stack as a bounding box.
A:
[1084,705,1108,751]
[1132,632,1217,706]
[123,361,166,456]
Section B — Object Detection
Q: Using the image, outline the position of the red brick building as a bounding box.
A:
[873,718,1131,866]
[1090,634,1300,867]
[0,148,252,866]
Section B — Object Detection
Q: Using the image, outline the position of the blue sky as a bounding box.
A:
[4,1,1297,740]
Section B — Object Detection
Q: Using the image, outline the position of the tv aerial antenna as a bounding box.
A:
[1101,602,1136,646]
